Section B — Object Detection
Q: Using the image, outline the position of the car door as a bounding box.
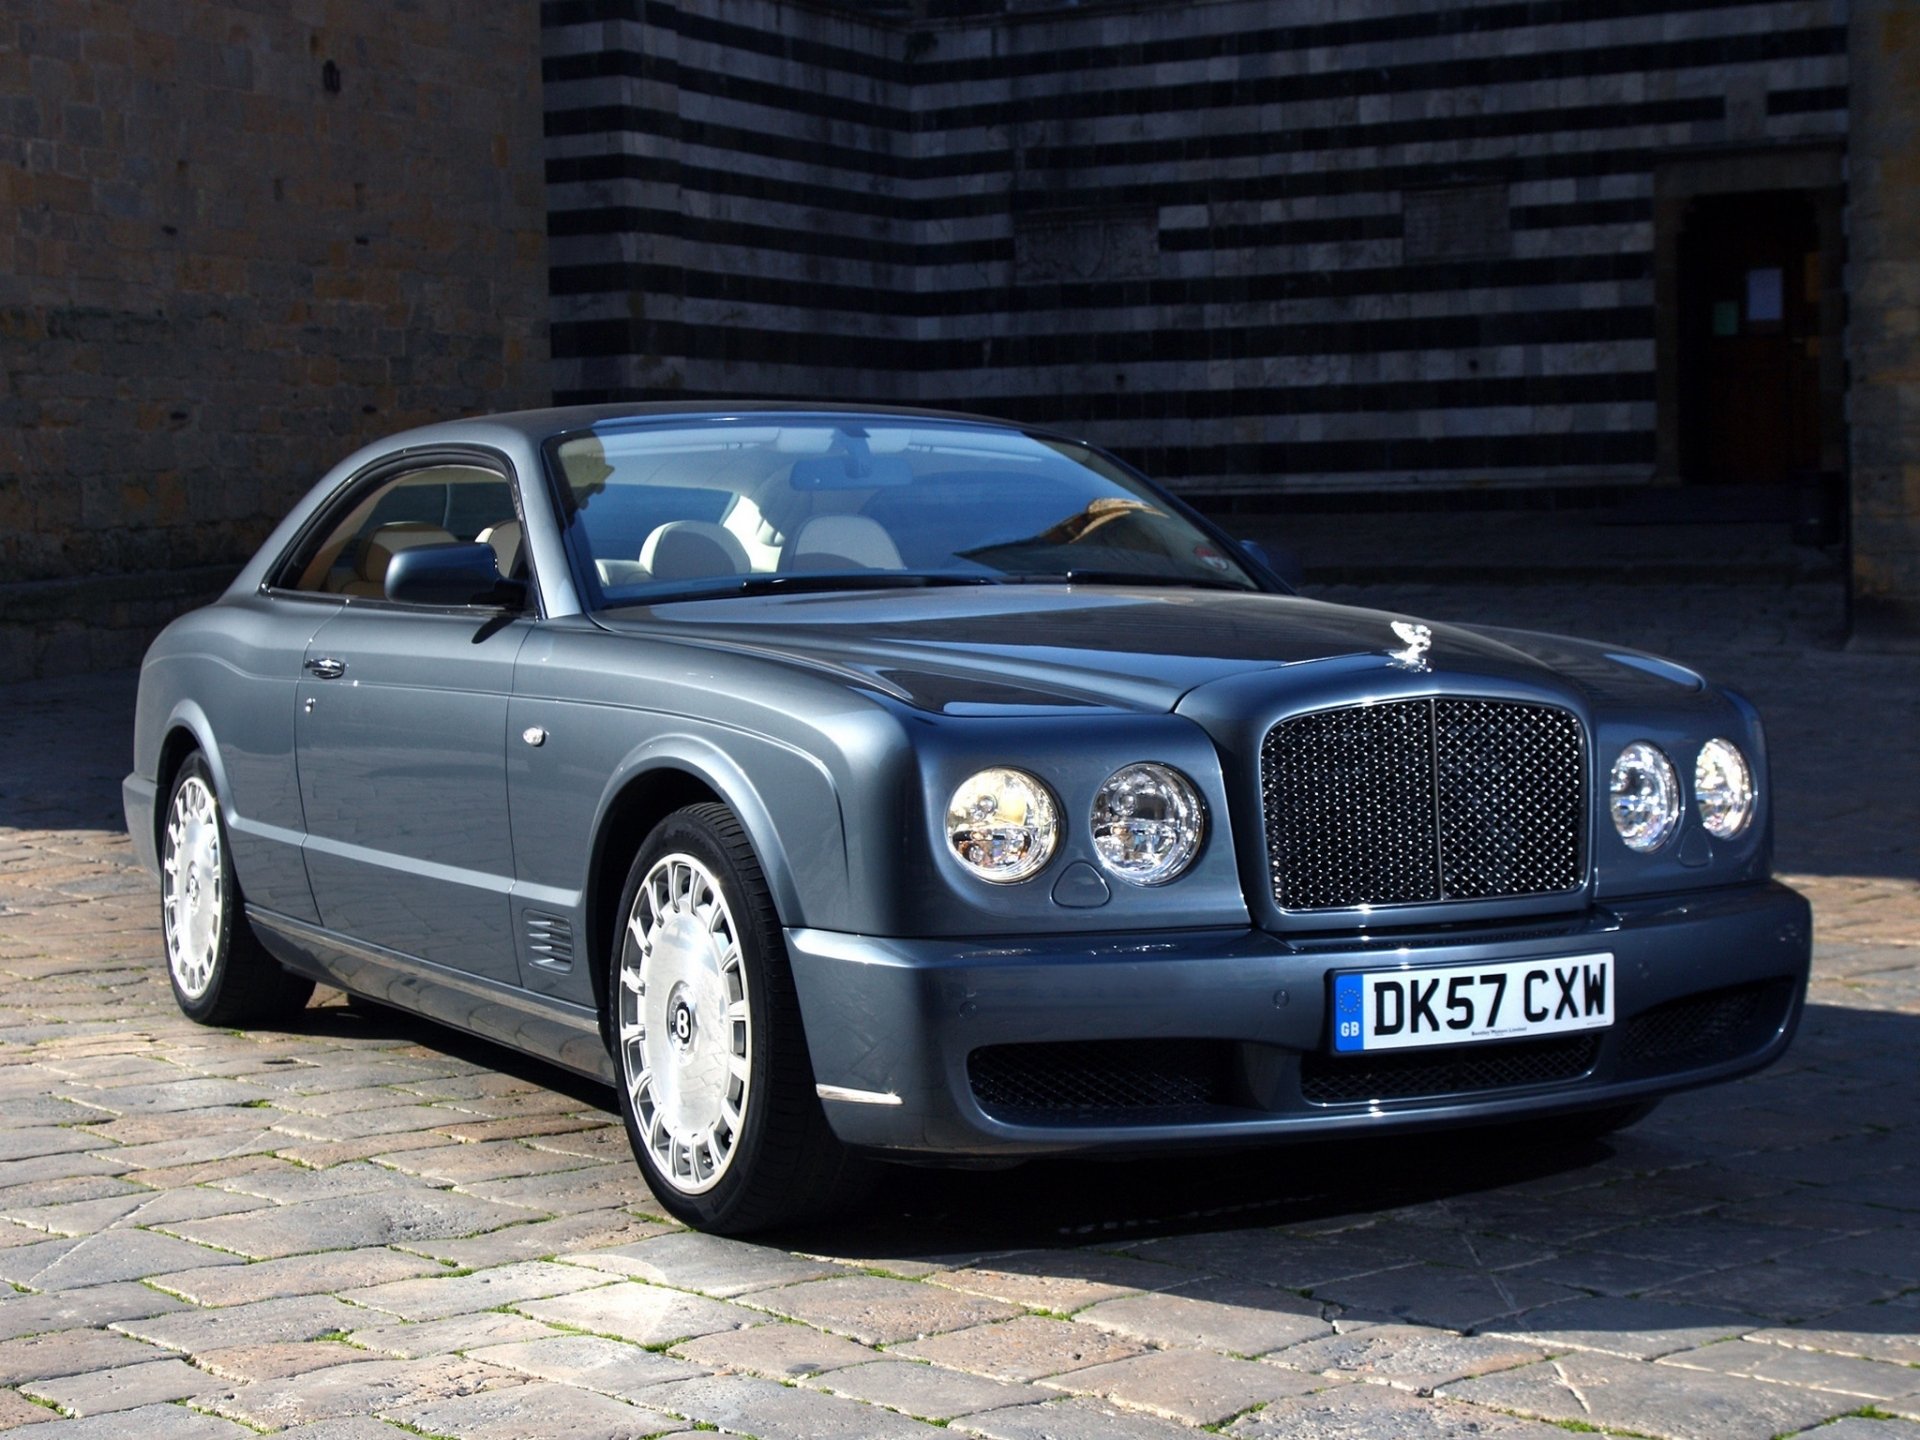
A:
[290,458,533,984]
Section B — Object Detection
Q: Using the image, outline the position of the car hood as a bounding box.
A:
[593,586,1705,715]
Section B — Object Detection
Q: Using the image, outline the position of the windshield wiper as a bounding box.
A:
[635,572,997,603]
[992,570,1253,592]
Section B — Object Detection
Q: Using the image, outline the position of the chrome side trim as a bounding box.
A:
[815,1083,904,1106]
[248,907,614,1086]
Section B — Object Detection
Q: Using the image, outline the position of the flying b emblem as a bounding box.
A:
[1388,620,1432,671]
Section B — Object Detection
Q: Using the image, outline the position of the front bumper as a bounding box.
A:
[786,881,1811,1156]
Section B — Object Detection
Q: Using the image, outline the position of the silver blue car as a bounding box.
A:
[124,405,1812,1232]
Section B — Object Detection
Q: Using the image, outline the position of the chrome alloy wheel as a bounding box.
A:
[618,852,753,1195]
[162,775,224,1000]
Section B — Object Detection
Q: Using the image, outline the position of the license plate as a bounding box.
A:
[1331,953,1614,1054]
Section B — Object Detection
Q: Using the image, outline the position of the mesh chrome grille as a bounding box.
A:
[1300,1033,1599,1105]
[1263,698,1585,910]
[968,1039,1232,1122]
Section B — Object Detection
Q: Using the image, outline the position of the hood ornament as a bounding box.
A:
[1388,620,1432,671]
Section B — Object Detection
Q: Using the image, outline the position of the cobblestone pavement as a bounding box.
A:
[0,575,1913,1440]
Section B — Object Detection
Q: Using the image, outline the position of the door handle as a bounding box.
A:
[304,657,347,680]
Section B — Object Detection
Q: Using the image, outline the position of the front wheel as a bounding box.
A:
[610,804,867,1233]
[160,753,314,1026]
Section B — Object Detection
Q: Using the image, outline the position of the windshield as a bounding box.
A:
[543,417,1260,608]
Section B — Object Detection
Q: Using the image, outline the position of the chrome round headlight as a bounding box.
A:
[1610,742,1681,852]
[1694,738,1755,839]
[946,769,1058,883]
[1090,763,1206,885]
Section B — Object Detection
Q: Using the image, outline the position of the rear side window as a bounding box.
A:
[272,463,520,597]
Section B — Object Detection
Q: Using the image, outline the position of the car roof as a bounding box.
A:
[372,402,1092,453]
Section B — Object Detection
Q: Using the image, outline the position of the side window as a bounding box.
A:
[274,464,520,597]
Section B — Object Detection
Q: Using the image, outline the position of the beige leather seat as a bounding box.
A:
[476,519,523,578]
[341,522,457,597]
[781,515,904,571]
[639,521,751,582]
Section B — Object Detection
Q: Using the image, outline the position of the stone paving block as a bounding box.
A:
[198,1355,525,1429]
[930,1249,1190,1312]
[273,1130,460,1169]
[0,1175,143,1212]
[1481,1295,1760,1360]
[153,1247,447,1306]
[1440,1350,1854,1440]
[0,1281,188,1340]
[160,1189,536,1259]
[811,1358,1046,1421]
[465,1333,707,1398]
[403,1212,674,1269]
[343,1260,607,1321]
[118,1295,371,1353]
[956,1394,1206,1440]
[374,1141,612,1187]
[1498,1246,1707,1297]
[0,1228,244,1291]
[387,1378,686,1438]
[62,1078,279,1114]
[256,1420,410,1440]
[460,1166,653,1215]
[1268,1322,1549,1392]
[0,1387,54,1427]
[0,1186,266,1238]
[1811,1422,1920,1440]
[0,1129,105,1163]
[1797,1229,1920,1281]
[0,1328,169,1384]
[1745,1304,1920,1365]
[1646,1256,1909,1320]
[22,1356,208,1414]
[750,1274,1022,1345]
[1304,1262,1580,1331]
[671,1321,879,1378]
[1074,1282,1333,1357]
[636,1371,940,1439]
[211,1161,422,1205]
[193,1341,383,1382]
[1045,1347,1329,1427]
[6,1400,255,1438]
[1587,1214,1825,1269]
[347,1310,556,1359]
[515,1281,757,1347]
[0,1154,132,1193]
[267,1106,464,1142]
[428,1115,611,1145]
[1125,1229,1416,1291]
[1657,1337,1920,1400]
[1227,1382,1573,1438]
[896,1315,1147,1383]
[558,1229,840,1296]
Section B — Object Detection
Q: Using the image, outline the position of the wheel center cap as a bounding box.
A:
[668,994,696,1051]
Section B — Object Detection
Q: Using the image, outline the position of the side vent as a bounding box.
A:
[525,911,575,971]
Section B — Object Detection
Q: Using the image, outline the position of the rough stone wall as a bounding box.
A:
[1846,0,1920,651]
[0,1,550,675]
[543,0,912,404]
[543,0,1848,496]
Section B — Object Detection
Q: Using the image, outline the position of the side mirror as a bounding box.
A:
[1238,537,1304,589]
[384,542,528,609]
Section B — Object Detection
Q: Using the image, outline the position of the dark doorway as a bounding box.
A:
[1676,191,1823,486]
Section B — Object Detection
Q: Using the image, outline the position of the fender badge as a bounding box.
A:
[1388,620,1432,670]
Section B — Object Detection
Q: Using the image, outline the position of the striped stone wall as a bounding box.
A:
[541,0,1848,496]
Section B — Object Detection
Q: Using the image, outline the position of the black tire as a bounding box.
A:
[159,753,315,1026]
[609,803,869,1233]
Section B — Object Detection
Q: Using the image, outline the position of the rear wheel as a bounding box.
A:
[161,754,314,1026]
[610,804,867,1233]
